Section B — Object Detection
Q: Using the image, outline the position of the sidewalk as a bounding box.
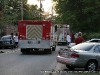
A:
[50,43,75,75]
[51,63,66,75]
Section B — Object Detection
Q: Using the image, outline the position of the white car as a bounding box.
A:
[86,39,100,43]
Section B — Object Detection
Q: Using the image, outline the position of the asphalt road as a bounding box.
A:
[0,45,67,75]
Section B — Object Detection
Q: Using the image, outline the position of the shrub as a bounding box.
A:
[83,32,100,41]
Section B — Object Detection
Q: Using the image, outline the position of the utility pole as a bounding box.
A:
[40,0,42,20]
[51,6,53,21]
[37,0,45,20]
[21,0,23,20]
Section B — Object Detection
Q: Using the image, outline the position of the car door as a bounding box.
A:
[93,45,100,67]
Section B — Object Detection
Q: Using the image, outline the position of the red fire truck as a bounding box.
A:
[18,20,56,54]
[57,24,70,45]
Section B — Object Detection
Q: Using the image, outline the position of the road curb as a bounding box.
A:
[50,63,65,75]
[38,63,65,75]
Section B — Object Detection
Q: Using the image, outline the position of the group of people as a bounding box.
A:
[10,33,18,48]
[66,32,84,45]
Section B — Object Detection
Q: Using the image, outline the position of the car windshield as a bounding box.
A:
[71,43,94,51]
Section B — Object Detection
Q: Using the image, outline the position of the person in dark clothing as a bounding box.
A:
[71,33,75,43]
[74,32,84,45]
[10,33,14,49]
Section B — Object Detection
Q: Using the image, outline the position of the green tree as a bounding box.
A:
[53,0,100,33]
[24,4,40,20]
[0,0,22,25]
[0,0,41,26]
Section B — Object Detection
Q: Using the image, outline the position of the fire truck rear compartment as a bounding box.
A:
[18,21,56,54]
[19,39,53,54]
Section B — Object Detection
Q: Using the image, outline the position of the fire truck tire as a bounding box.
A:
[52,45,56,51]
[21,49,26,54]
[52,47,55,51]
[49,49,52,54]
[44,49,52,54]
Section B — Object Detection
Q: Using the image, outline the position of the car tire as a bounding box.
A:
[85,60,97,71]
[52,47,55,51]
[66,65,75,70]
[44,49,52,54]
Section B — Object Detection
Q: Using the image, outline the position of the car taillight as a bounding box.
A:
[71,53,79,58]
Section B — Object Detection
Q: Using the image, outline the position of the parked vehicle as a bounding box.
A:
[0,35,16,48]
[57,42,100,71]
[18,20,56,54]
[57,24,70,45]
[86,39,100,43]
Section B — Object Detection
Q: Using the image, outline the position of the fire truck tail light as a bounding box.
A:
[19,35,26,39]
[46,35,49,37]
[20,35,22,36]
[19,35,22,39]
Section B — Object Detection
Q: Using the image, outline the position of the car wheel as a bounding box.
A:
[85,60,97,71]
[66,65,75,70]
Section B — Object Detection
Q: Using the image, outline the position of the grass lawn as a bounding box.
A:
[63,71,100,75]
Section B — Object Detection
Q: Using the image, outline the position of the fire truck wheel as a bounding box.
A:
[49,49,52,54]
[52,45,56,51]
[52,47,55,51]
[44,49,52,54]
[21,49,26,54]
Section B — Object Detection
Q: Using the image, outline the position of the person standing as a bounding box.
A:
[10,33,14,49]
[15,33,18,48]
[70,32,75,43]
[66,33,71,45]
[74,32,84,45]
[74,32,78,39]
